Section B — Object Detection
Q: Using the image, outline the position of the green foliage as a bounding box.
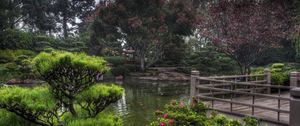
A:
[271,72,289,85]
[151,100,208,126]
[51,37,88,52]
[272,63,285,68]
[0,51,123,126]
[66,113,122,126]
[33,51,109,75]
[254,40,296,66]
[0,49,36,80]
[0,86,59,126]
[76,84,123,117]
[0,29,33,50]
[0,109,36,126]
[150,99,260,126]
[184,43,238,75]
[105,56,126,66]
[77,84,123,102]
[32,35,54,52]
[111,66,130,76]
[252,63,292,85]
[0,86,56,111]
[243,117,260,126]
[105,56,132,76]
[0,49,35,63]
[270,63,290,85]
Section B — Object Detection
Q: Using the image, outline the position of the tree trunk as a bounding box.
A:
[140,55,145,72]
[238,63,246,75]
[68,102,77,117]
[62,16,68,38]
[62,0,68,38]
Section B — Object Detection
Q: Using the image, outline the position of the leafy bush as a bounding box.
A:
[252,63,290,85]
[184,44,238,75]
[0,49,35,63]
[105,56,133,76]
[105,56,126,66]
[32,35,54,52]
[271,72,289,85]
[0,50,36,79]
[111,66,129,76]
[0,29,33,50]
[272,63,285,69]
[150,99,259,126]
[124,64,139,72]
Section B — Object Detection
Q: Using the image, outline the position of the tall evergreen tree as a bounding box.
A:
[21,0,56,34]
[53,0,95,38]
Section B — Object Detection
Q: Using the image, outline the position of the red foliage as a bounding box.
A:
[197,0,292,74]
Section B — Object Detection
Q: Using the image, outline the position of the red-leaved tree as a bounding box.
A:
[197,0,293,74]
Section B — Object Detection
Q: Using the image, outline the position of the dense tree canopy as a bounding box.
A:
[93,0,200,71]
[197,0,293,74]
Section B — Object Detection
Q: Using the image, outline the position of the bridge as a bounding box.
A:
[190,69,300,126]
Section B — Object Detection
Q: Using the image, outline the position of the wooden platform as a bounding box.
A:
[202,92,290,125]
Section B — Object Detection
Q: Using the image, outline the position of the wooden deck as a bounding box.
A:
[203,92,290,125]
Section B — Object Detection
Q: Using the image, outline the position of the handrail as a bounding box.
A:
[207,74,265,79]
[196,86,291,101]
[196,77,291,89]
[197,95,290,114]
[191,72,292,125]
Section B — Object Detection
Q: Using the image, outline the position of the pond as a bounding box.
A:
[106,79,190,126]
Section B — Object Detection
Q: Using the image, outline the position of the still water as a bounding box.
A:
[106,80,190,126]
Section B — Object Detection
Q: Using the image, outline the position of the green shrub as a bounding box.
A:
[111,66,129,76]
[32,35,54,52]
[124,64,139,72]
[0,50,35,64]
[105,56,133,76]
[271,63,285,72]
[243,117,260,126]
[252,63,291,86]
[271,72,289,85]
[271,63,285,68]
[4,62,18,71]
[105,56,126,66]
[0,29,33,50]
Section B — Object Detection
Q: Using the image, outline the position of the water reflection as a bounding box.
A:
[107,80,189,126]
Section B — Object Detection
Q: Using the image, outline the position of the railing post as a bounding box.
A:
[264,68,271,94]
[190,70,200,100]
[290,88,300,126]
[290,72,300,87]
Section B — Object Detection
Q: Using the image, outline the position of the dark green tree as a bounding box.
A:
[21,0,57,34]
[93,0,199,71]
[53,0,95,38]
[0,0,22,30]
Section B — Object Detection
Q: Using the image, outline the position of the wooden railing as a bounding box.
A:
[190,69,293,126]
